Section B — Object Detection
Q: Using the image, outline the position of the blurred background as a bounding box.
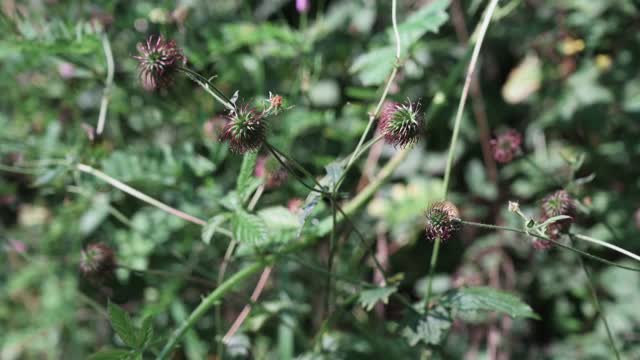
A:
[1,0,640,359]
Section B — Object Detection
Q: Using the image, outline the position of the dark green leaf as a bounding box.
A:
[108,302,139,348]
[445,287,539,320]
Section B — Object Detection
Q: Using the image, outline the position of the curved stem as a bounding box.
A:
[76,164,206,226]
[179,66,235,111]
[571,236,620,360]
[344,0,402,172]
[156,261,267,360]
[462,220,640,271]
[425,0,501,313]
[572,234,640,263]
[442,0,500,199]
[96,33,114,136]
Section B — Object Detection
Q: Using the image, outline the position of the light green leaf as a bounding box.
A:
[107,302,139,348]
[350,0,450,85]
[79,193,110,236]
[232,211,268,245]
[202,214,229,244]
[358,286,398,311]
[445,287,539,319]
[387,0,451,48]
[402,306,452,346]
[350,46,396,86]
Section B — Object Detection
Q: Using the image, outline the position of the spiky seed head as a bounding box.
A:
[490,129,522,163]
[255,155,288,189]
[133,35,186,91]
[379,100,424,148]
[540,190,576,240]
[220,105,266,154]
[80,243,116,279]
[425,201,462,242]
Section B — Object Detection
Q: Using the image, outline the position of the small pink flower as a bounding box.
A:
[58,62,76,79]
[296,0,310,13]
[490,129,522,163]
[8,239,27,254]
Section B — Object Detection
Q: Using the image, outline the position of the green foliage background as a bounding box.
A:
[1,0,640,359]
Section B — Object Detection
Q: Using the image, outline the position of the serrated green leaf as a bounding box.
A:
[445,287,539,319]
[137,317,154,349]
[108,302,139,348]
[87,349,132,360]
[358,286,398,311]
[220,191,242,211]
[201,214,229,244]
[232,211,268,245]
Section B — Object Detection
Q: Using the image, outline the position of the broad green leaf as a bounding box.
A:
[358,286,398,311]
[232,211,268,245]
[87,349,132,360]
[202,214,229,244]
[402,306,452,346]
[108,302,139,348]
[445,287,539,319]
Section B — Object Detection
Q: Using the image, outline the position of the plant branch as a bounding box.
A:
[426,0,501,313]
[76,163,206,226]
[96,33,114,136]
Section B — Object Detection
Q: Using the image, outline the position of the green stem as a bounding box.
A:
[179,66,236,111]
[571,236,620,360]
[423,239,442,308]
[156,261,268,360]
[462,220,640,272]
[343,0,402,176]
[572,234,640,263]
[425,0,501,313]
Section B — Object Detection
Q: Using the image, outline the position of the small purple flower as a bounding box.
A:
[8,239,27,254]
[58,62,76,79]
[220,105,267,154]
[425,201,462,242]
[379,100,424,148]
[296,0,310,13]
[133,35,186,91]
[490,129,522,163]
